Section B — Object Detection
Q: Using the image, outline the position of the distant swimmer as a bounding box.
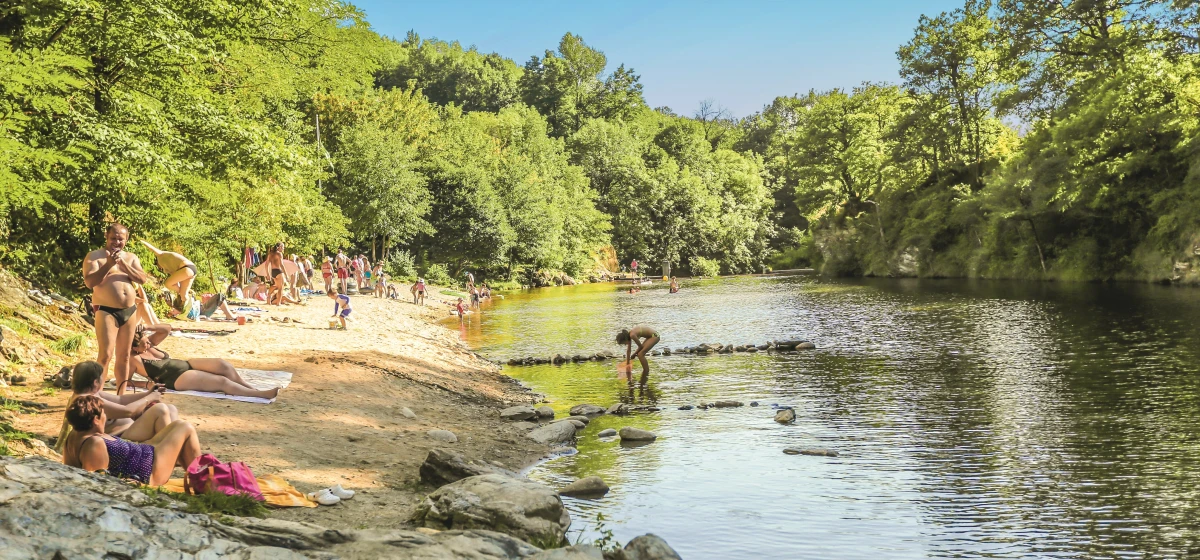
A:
[616,325,660,385]
[669,276,679,293]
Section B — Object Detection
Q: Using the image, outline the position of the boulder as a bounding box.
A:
[535,406,556,419]
[797,342,816,350]
[527,422,577,445]
[559,476,610,498]
[569,404,606,416]
[567,420,586,429]
[618,427,657,442]
[711,400,743,408]
[411,474,571,547]
[596,429,617,438]
[419,449,519,488]
[0,455,547,559]
[399,406,418,419]
[606,403,630,415]
[501,405,538,421]
[427,429,459,443]
[774,409,796,424]
[621,533,683,560]
[528,545,605,559]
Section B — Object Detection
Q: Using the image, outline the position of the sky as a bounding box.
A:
[351,0,966,118]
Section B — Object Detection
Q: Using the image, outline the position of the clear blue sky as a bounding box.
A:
[351,0,965,118]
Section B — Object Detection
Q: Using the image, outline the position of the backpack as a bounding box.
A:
[184,454,264,501]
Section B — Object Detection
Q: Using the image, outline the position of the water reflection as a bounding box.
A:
[460,278,1200,559]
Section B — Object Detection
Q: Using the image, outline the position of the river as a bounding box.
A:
[452,276,1200,559]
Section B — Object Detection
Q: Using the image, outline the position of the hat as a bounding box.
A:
[418,278,425,283]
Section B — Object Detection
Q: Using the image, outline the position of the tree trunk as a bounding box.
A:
[1025,218,1047,274]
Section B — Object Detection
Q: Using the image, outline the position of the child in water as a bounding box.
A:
[454,297,467,322]
[328,290,352,329]
[616,325,660,384]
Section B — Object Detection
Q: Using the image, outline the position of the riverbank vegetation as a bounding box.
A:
[2,1,1199,291]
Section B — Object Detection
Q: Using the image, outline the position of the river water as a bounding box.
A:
[452,276,1200,559]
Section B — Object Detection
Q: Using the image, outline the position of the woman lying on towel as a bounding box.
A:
[62,395,201,486]
[129,323,280,399]
[54,361,180,452]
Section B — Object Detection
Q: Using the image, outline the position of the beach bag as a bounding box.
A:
[185,454,264,501]
[186,299,201,320]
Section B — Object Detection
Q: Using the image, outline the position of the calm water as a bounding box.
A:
[452,277,1200,559]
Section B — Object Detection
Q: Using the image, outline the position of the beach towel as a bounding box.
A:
[162,474,316,508]
[133,369,291,404]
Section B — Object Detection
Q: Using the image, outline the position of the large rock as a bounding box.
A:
[527,421,577,445]
[501,405,538,421]
[774,408,796,424]
[559,476,610,498]
[411,474,571,547]
[569,404,606,416]
[428,429,459,443]
[621,533,683,560]
[0,455,549,559]
[535,406,556,419]
[420,448,519,488]
[618,427,657,442]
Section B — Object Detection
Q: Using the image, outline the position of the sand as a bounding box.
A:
[14,286,549,530]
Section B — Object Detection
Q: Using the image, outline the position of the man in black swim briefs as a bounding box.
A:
[82,223,150,395]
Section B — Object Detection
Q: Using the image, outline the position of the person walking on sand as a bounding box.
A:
[328,289,352,329]
[373,262,386,298]
[335,250,351,293]
[139,240,196,312]
[616,325,660,385]
[411,278,426,305]
[83,223,150,394]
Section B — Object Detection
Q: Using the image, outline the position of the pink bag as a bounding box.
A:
[185,454,264,501]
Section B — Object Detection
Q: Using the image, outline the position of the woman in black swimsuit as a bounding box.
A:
[129,324,281,399]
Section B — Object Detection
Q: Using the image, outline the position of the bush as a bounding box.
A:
[422,263,453,286]
[385,250,418,282]
[688,256,721,277]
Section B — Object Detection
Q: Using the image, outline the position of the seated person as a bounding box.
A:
[61,395,201,486]
[55,361,179,452]
[130,323,280,399]
[386,283,401,299]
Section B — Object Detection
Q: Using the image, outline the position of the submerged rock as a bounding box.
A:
[774,408,796,424]
[596,428,617,438]
[606,403,630,415]
[711,400,743,408]
[784,448,839,457]
[569,404,606,416]
[553,415,591,426]
[618,427,657,442]
[797,342,816,350]
[559,476,610,498]
[412,473,571,547]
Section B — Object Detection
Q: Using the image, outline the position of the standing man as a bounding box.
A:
[464,270,475,291]
[82,223,149,394]
[631,259,639,277]
[334,250,351,293]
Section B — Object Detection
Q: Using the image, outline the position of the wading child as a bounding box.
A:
[455,297,466,323]
[328,290,352,329]
[616,325,660,384]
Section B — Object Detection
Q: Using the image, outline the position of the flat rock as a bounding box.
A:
[622,533,683,560]
[618,427,657,442]
[596,429,617,438]
[606,403,630,415]
[712,400,743,408]
[427,429,459,443]
[501,405,538,421]
[512,422,538,430]
[784,447,839,456]
[535,406,556,419]
[411,473,571,547]
[569,404,606,416]
[774,408,796,424]
[552,415,591,426]
[527,422,577,445]
[528,545,605,559]
[399,406,418,419]
[559,476,610,498]
[419,448,518,488]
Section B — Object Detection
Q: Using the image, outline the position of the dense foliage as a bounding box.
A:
[3,0,1199,290]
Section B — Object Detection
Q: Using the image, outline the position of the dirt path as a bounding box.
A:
[15,287,548,530]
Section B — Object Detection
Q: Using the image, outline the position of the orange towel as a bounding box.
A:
[160,474,317,508]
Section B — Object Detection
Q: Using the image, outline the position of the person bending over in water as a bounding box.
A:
[83,223,150,394]
[55,361,179,452]
[62,395,201,486]
[128,324,280,399]
[616,325,660,384]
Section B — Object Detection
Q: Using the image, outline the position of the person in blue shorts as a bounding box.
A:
[328,290,352,329]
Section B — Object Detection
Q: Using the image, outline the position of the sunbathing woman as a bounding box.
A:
[129,323,280,399]
[62,395,201,486]
[616,325,661,384]
[54,360,180,452]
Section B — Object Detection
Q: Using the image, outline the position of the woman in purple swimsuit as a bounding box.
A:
[62,395,201,486]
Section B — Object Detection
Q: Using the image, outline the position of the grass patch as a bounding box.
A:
[140,486,268,518]
[40,386,59,397]
[0,317,29,336]
[0,421,36,457]
[50,333,87,355]
[440,289,467,298]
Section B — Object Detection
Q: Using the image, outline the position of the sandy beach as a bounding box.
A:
[13,287,549,530]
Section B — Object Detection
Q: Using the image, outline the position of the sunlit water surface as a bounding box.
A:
[447,277,1200,559]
